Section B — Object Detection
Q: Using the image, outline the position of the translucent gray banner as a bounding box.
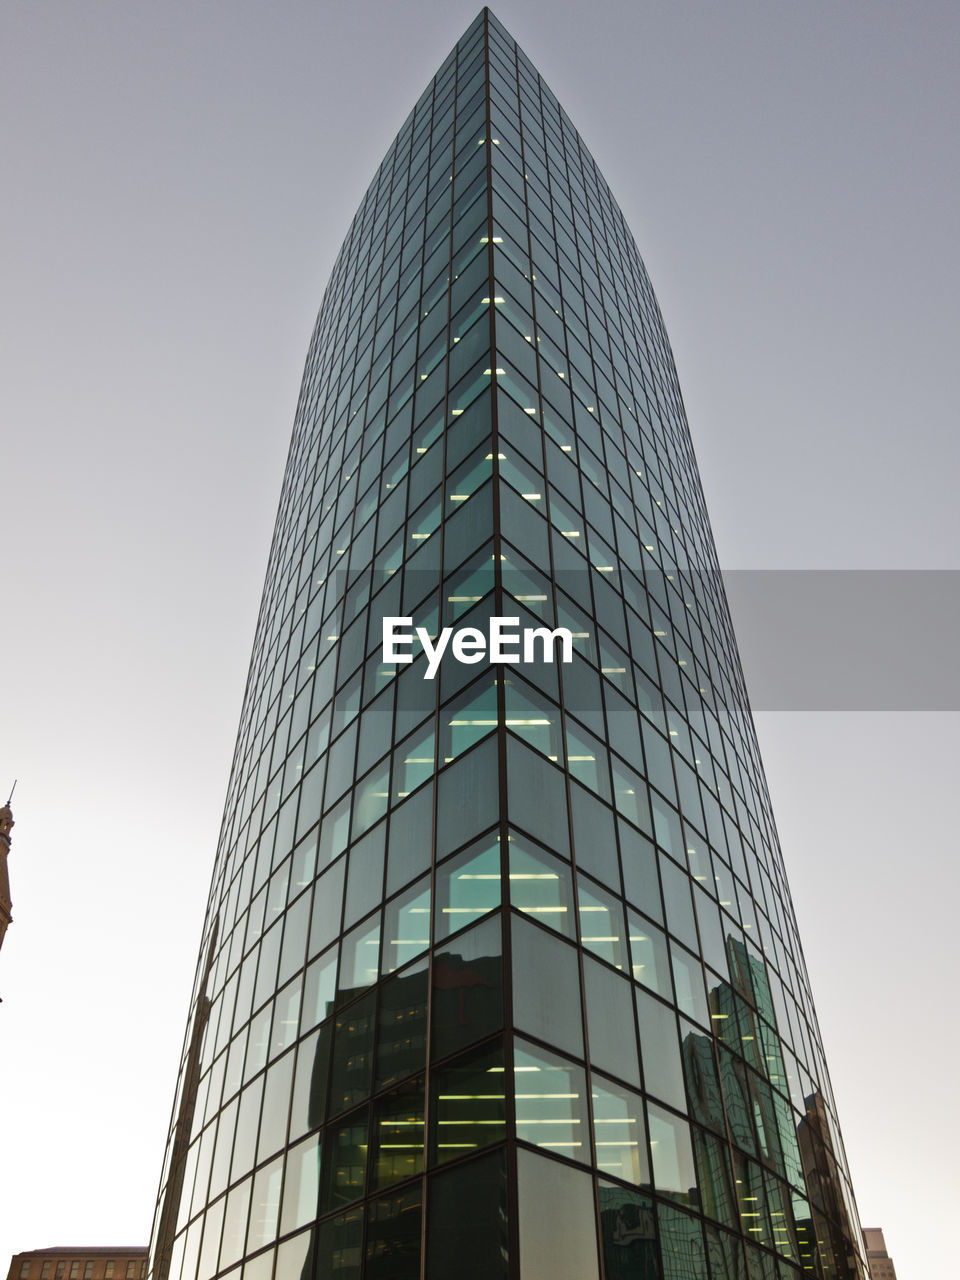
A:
[344,568,960,711]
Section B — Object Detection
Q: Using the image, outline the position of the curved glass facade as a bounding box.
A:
[148,11,866,1280]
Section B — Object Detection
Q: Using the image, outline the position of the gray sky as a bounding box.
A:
[1,1,957,1274]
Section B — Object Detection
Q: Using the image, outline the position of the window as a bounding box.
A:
[18,1263,30,1280]
[125,1266,137,1280]
[84,1266,93,1280]
[40,1266,51,1280]
[55,1267,65,1280]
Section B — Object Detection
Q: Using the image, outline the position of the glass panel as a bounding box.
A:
[671,944,710,1028]
[376,959,429,1089]
[196,1198,225,1280]
[438,675,498,761]
[566,721,611,800]
[508,830,575,937]
[353,762,390,838]
[505,735,570,856]
[628,914,670,997]
[382,876,431,973]
[432,1040,506,1164]
[570,781,620,884]
[577,875,627,969]
[592,1075,650,1185]
[219,1176,252,1270]
[582,956,641,1087]
[648,1103,699,1208]
[426,1149,508,1280]
[366,1185,422,1280]
[386,784,433,896]
[279,1133,320,1235]
[660,857,699,952]
[637,990,687,1112]
[322,1112,370,1211]
[230,1076,264,1182]
[372,1078,425,1188]
[504,675,563,760]
[620,822,662,922]
[329,991,376,1114]
[337,914,381,1002]
[436,736,499,860]
[597,1181,660,1280]
[393,724,436,798]
[511,914,583,1057]
[302,945,338,1031]
[659,1204,708,1280]
[432,913,503,1059]
[434,835,501,940]
[275,1230,311,1280]
[257,1051,294,1163]
[343,825,386,928]
[308,857,347,959]
[290,1024,330,1140]
[693,1129,736,1227]
[517,1147,600,1280]
[514,1037,588,1160]
[316,1205,364,1280]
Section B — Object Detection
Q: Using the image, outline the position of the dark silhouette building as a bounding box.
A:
[0,802,14,959]
[147,11,867,1279]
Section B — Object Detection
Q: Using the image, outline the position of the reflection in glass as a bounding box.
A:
[426,1148,508,1280]
[376,961,428,1089]
[657,1202,707,1280]
[598,1181,660,1280]
[431,913,503,1060]
[432,1041,505,1163]
[329,991,375,1115]
[366,1185,421,1280]
[316,1205,364,1280]
[372,1079,425,1188]
[322,1113,369,1211]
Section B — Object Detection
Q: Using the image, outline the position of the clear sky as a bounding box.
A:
[1,1,957,1275]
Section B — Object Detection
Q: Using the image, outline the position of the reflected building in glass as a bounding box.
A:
[148,11,867,1280]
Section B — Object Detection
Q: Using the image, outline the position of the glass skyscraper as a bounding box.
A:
[148,11,867,1280]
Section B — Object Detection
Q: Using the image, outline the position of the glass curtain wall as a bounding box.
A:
[148,11,866,1280]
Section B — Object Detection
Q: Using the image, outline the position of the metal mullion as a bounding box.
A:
[480,18,525,1280]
